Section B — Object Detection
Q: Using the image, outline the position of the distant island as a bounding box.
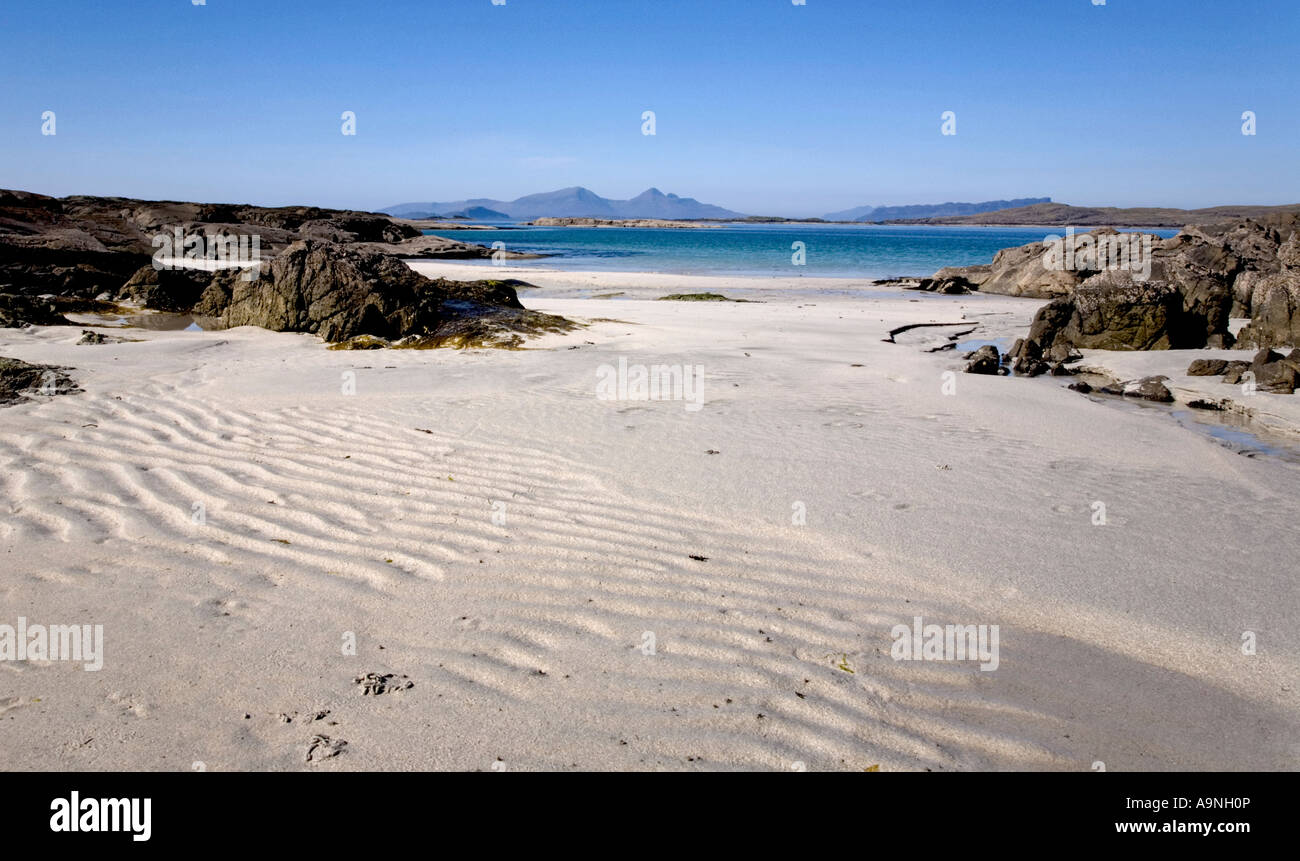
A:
[824,197,1053,222]
[525,217,723,229]
[384,187,743,221]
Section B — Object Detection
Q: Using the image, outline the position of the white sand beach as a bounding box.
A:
[1,265,1297,771]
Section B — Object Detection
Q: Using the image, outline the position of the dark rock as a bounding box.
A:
[963,344,1001,375]
[0,357,79,405]
[0,188,512,301]
[118,265,213,313]
[1009,280,1196,371]
[1250,347,1297,393]
[208,240,573,346]
[1009,337,1050,376]
[1045,343,1083,364]
[1071,275,1199,349]
[1067,381,1093,394]
[394,306,575,350]
[915,276,975,295]
[0,293,71,328]
[1221,361,1252,384]
[1186,358,1229,376]
[657,292,736,302]
[76,329,139,346]
[1106,375,1174,403]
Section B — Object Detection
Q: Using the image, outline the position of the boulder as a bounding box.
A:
[1249,347,1297,394]
[913,275,976,295]
[1025,279,1191,352]
[963,344,1001,375]
[118,264,213,313]
[1044,343,1082,364]
[203,240,572,346]
[1221,361,1251,385]
[1186,358,1228,376]
[0,357,78,404]
[1100,375,1174,403]
[77,329,136,345]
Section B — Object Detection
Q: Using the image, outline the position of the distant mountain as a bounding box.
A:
[384,187,744,221]
[823,197,1052,222]
[448,206,510,220]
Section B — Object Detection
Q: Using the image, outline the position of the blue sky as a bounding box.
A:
[2,0,1296,216]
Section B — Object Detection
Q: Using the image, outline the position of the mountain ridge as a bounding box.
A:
[384,187,744,221]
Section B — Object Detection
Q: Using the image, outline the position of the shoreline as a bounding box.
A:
[406,260,901,298]
[408,261,1300,440]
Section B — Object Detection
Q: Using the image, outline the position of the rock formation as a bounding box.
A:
[930,214,1300,377]
[0,293,72,328]
[0,188,529,300]
[193,240,572,346]
[0,357,78,404]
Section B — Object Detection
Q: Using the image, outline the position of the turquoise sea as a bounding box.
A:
[426,223,1180,280]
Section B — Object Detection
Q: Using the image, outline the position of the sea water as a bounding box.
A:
[426,222,1179,280]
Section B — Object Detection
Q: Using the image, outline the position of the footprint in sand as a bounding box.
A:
[304,734,347,762]
[354,672,414,696]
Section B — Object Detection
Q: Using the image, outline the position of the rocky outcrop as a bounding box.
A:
[1008,280,1197,376]
[933,214,1300,355]
[0,293,72,328]
[0,188,513,300]
[0,357,78,405]
[196,240,572,346]
[978,229,1128,299]
[1235,272,1300,349]
[118,265,214,313]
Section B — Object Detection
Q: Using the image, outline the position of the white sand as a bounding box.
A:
[1,264,1296,771]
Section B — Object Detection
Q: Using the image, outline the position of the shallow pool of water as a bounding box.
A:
[1081,388,1300,464]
